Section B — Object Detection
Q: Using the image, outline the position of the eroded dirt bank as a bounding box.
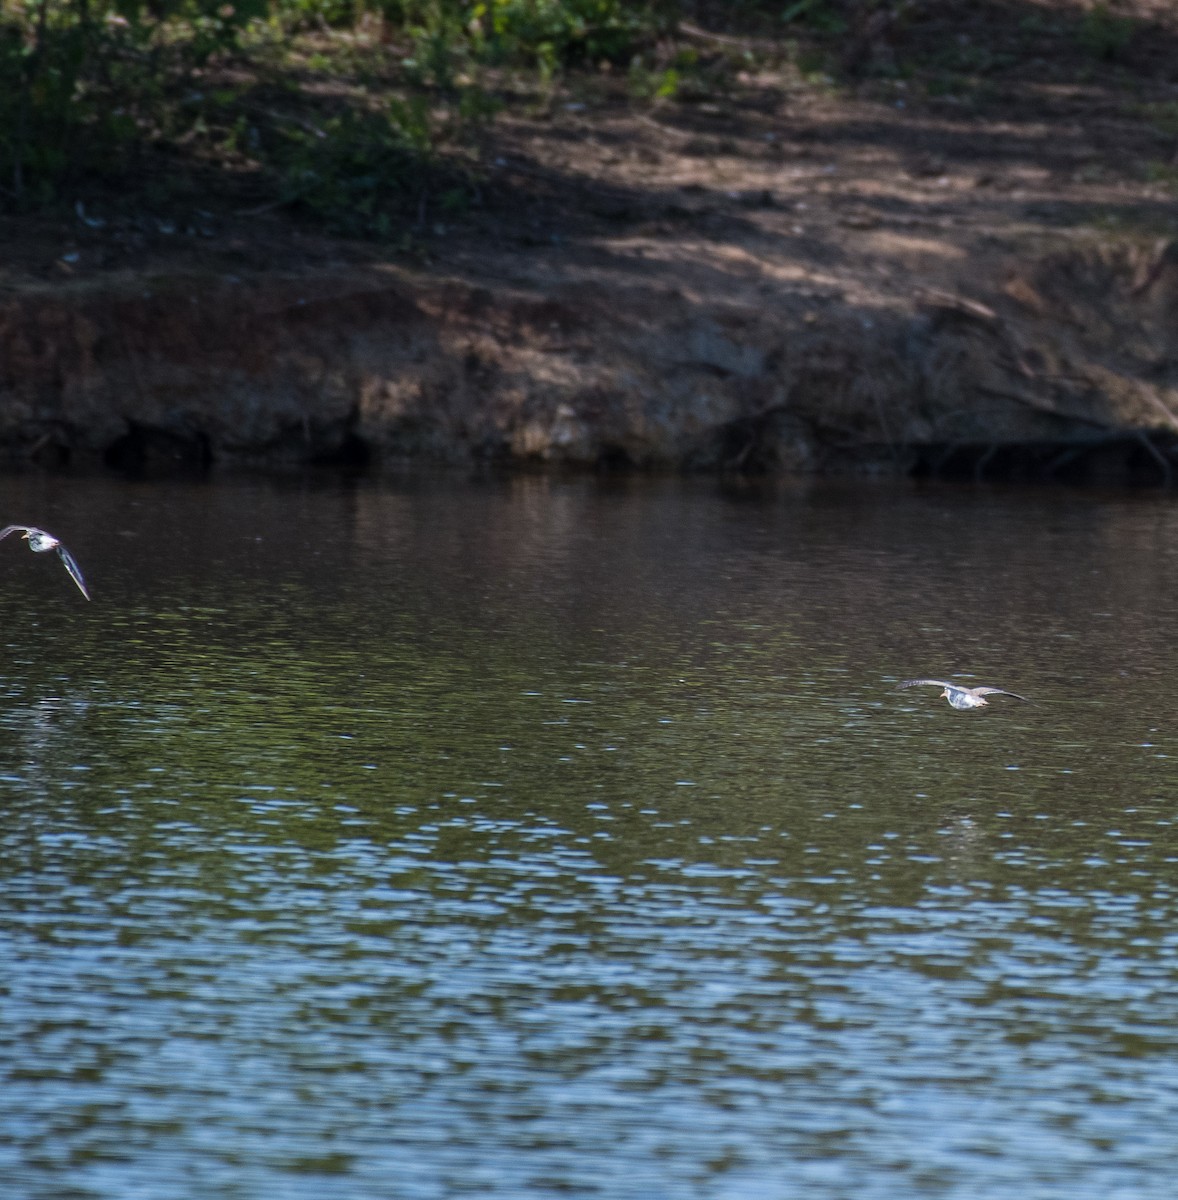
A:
[4,3,1178,481]
[6,241,1178,482]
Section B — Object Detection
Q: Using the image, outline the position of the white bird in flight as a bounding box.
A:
[0,525,91,600]
[898,679,1029,710]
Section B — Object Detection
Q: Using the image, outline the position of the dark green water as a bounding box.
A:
[1,471,1176,1198]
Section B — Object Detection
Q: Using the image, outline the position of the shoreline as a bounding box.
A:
[3,239,1176,486]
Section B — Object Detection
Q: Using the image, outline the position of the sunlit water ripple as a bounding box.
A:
[0,472,1177,1198]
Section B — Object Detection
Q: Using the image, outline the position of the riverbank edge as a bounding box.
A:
[3,236,1177,484]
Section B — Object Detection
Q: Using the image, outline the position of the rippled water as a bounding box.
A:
[1,471,1178,1198]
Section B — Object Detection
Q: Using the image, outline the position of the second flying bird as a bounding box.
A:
[0,525,91,600]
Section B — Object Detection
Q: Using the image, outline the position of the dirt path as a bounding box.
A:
[3,1,1178,480]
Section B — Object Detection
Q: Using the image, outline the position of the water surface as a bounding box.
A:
[1,471,1176,1198]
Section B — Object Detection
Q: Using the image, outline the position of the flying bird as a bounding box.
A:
[0,525,91,600]
[897,679,1029,710]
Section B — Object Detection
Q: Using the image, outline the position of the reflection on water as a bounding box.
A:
[1,472,1178,1197]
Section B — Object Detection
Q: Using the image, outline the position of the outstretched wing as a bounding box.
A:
[973,687,1029,702]
[0,525,30,542]
[55,544,91,600]
[897,679,956,690]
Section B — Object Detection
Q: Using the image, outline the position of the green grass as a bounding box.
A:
[0,0,673,232]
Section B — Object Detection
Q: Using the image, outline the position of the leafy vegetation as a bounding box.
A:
[0,0,675,233]
[1076,1,1135,61]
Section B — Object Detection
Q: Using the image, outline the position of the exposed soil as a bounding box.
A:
[4,0,1178,480]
